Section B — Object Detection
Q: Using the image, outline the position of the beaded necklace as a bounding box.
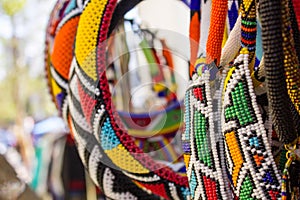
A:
[47,0,194,199]
[281,0,300,116]
[184,1,235,199]
[222,48,281,199]
[182,71,230,199]
[205,0,227,65]
[240,0,256,73]
[260,0,298,144]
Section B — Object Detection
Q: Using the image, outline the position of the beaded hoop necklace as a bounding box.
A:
[46,0,192,199]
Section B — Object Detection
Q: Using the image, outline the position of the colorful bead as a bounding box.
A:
[222,49,281,199]
[183,71,230,199]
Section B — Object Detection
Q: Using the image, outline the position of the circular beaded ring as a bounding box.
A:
[45,0,190,199]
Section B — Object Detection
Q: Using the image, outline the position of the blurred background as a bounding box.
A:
[0,0,65,199]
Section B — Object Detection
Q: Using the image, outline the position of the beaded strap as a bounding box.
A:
[288,0,300,61]
[199,0,211,57]
[182,71,230,200]
[227,0,239,32]
[189,0,201,76]
[260,0,298,144]
[220,14,241,68]
[281,0,300,116]
[205,0,227,65]
[222,48,281,199]
[240,0,256,73]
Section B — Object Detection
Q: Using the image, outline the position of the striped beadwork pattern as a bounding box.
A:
[241,0,256,73]
[183,71,230,200]
[222,48,281,199]
[45,0,191,199]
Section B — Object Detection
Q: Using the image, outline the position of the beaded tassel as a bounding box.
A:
[222,48,281,199]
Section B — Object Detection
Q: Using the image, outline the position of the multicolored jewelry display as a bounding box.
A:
[45,0,300,199]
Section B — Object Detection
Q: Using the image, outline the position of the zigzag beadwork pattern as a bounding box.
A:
[221,48,281,199]
[227,0,239,31]
[182,71,230,200]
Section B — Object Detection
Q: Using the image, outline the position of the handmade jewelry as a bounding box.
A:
[46,0,191,199]
[205,0,227,65]
[221,48,281,199]
[281,0,300,116]
[240,0,256,73]
[183,70,230,200]
[260,0,298,144]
